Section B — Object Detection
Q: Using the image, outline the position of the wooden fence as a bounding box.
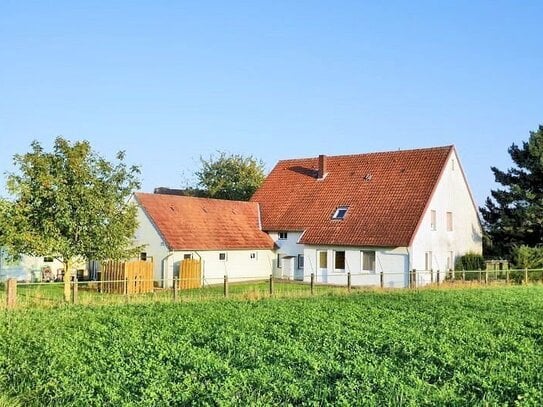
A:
[179,259,201,289]
[101,260,154,294]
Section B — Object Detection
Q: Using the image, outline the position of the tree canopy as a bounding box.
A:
[195,151,265,201]
[480,125,543,258]
[0,137,141,300]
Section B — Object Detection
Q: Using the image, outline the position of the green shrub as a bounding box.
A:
[511,245,543,269]
[455,252,485,271]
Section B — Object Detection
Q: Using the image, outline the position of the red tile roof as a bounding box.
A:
[135,193,275,251]
[251,146,454,247]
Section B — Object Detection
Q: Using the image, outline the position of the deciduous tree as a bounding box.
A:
[0,137,141,301]
[195,151,265,201]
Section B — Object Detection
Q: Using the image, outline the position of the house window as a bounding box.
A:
[183,253,192,260]
[298,254,304,269]
[332,206,349,220]
[219,253,227,261]
[335,251,345,271]
[361,251,376,272]
[279,232,288,240]
[250,252,257,260]
[447,251,454,271]
[430,210,437,231]
[140,252,147,261]
[446,212,453,231]
[277,253,282,268]
[43,257,54,263]
[425,251,432,271]
[318,251,328,269]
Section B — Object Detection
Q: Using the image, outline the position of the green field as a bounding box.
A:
[1,286,542,406]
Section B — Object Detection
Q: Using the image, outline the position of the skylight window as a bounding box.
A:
[332,206,349,220]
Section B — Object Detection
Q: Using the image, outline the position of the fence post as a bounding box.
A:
[6,278,17,310]
[478,268,482,283]
[506,268,510,285]
[452,269,455,282]
[124,277,128,296]
[72,275,78,304]
[462,268,465,282]
[485,269,489,285]
[310,273,314,295]
[430,268,434,284]
[380,270,384,289]
[347,272,351,292]
[173,277,178,302]
[437,269,440,286]
[525,268,528,285]
[223,275,228,298]
[269,274,274,296]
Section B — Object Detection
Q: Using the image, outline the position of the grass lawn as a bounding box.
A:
[1,286,542,406]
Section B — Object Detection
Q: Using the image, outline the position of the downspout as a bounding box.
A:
[406,247,411,288]
[193,251,204,286]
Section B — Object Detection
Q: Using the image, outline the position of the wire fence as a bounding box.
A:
[1,268,542,310]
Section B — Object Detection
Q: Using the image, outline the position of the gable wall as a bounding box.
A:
[410,150,482,282]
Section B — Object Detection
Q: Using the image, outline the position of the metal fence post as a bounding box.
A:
[430,268,434,284]
[347,272,351,292]
[380,270,384,289]
[223,275,228,298]
[525,268,528,285]
[6,278,16,310]
[269,274,274,296]
[462,268,465,282]
[436,269,440,286]
[485,269,489,285]
[506,268,510,285]
[310,273,314,295]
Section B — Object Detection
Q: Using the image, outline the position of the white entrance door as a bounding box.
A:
[318,251,328,283]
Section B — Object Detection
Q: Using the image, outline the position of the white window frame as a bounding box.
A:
[334,251,346,272]
[446,212,453,231]
[425,251,432,271]
[278,232,288,240]
[361,251,376,272]
[297,254,304,269]
[430,210,437,231]
[332,206,349,220]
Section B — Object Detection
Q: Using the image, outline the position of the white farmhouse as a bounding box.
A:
[133,193,276,287]
[251,146,482,287]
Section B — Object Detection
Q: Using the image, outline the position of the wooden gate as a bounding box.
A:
[180,259,201,289]
[101,260,154,294]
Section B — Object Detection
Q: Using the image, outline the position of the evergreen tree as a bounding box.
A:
[480,125,543,257]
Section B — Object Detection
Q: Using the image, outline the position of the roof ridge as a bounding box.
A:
[135,192,258,206]
[275,145,454,164]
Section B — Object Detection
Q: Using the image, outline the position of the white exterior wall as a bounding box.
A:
[268,231,304,278]
[410,150,483,285]
[302,246,409,288]
[133,205,170,285]
[0,253,68,282]
[168,249,275,287]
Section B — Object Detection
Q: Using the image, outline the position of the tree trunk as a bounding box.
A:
[64,259,71,303]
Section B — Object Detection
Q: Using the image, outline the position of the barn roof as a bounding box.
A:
[251,146,454,247]
[134,193,275,251]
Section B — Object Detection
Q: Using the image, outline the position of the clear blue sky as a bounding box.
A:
[1,1,542,206]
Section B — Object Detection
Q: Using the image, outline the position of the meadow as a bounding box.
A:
[1,286,542,406]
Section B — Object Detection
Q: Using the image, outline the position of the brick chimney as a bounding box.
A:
[317,154,327,179]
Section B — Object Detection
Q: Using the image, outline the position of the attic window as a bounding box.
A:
[332,207,349,220]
